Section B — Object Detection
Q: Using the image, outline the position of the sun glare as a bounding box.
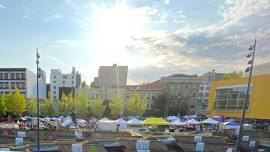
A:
[92,2,144,62]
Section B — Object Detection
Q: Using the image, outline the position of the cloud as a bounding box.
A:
[164,0,170,5]
[221,0,270,23]
[0,4,6,9]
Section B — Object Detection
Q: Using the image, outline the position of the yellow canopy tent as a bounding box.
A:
[143,118,171,126]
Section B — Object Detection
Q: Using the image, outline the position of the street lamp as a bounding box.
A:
[36,48,41,152]
[235,39,257,151]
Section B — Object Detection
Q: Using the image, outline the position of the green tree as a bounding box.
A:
[125,93,148,116]
[0,94,7,117]
[224,71,243,80]
[44,96,55,116]
[109,94,123,118]
[89,96,105,118]
[27,97,37,116]
[60,93,75,115]
[6,89,26,116]
[147,93,166,117]
[75,92,89,118]
[179,101,189,116]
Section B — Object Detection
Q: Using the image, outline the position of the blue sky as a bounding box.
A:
[0,0,269,84]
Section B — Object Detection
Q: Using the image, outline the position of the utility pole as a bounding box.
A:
[36,48,40,152]
[235,39,257,151]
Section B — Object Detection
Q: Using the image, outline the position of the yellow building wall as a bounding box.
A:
[207,74,270,120]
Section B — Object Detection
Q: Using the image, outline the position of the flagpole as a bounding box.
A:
[235,39,256,151]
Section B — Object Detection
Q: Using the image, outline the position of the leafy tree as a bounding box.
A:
[6,89,26,116]
[125,93,148,116]
[75,92,89,118]
[224,71,243,80]
[89,96,105,118]
[109,94,123,118]
[0,94,7,117]
[82,81,87,88]
[147,93,166,117]
[60,93,75,115]
[179,101,189,116]
[27,97,37,116]
[43,96,55,116]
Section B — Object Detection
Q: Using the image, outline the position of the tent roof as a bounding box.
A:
[200,118,219,124]
[143,118,171,126]
[116,118,127,124]
[172,119,186,126]
[166,116,179,121]
[185,118,200,125]
[127,118,142,125]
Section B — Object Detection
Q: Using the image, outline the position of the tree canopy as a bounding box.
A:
[89,96,105,118]
[75,92,89,118]
[224,71,243,80]
[6,89,26,116]
[109,93,123,118]
[60,93,75,115]
[0,94,7,117]
[125,93,148,116]
[27,97,37,116]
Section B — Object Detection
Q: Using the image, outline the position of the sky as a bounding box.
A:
[0,0,269,84]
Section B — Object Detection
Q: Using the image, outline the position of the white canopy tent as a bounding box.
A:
[200,118,219,125]
[97,120,118,131]
[185,118,200,125]
[172,119,186,126]
[116,118,128,131]
[166,116,179,122]
[127,118,143,125]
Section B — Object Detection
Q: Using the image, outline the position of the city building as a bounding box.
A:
[207,74,270,120]
[0,68,46,99]
[196,70,225,115]
[160,74,201,115]
[79,80,161,109]
[93,64,128,88]
[50,67,81,100]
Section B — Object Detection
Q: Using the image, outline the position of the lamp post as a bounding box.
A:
[36,48,41,152]
[235,39,257,151]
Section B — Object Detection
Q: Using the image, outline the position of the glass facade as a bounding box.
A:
[215,85,252,112]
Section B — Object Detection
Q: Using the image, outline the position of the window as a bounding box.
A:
[63,81,65,84]
[54,81,56,84]
[0,73,3,79]
[54,75,56,79]
[54,91,56,94]
[10,73,15,79]
[215,85,252,112]
[72,75,74,79]
[21,82,26,89]
[11,82,15,89]
[63,75,67,79]
[15,83,20,89]
[72,81,74,84]
[0,83,4,89]
[16,73,20,79]
[4,73,8,79]
[193,93,196,97]
[54,96,56,100]
[53,86,56,89]
[21,73,26,80]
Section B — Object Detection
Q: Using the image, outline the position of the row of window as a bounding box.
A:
[0,72,26,80]
[169,84,199,89]
[53,75,75,79]
[53,80,74,85]
[0,82,26,89]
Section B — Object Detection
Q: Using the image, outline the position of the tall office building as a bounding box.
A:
[50,67,81,100]
[93,64,128,88]
[0,68,46,99]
